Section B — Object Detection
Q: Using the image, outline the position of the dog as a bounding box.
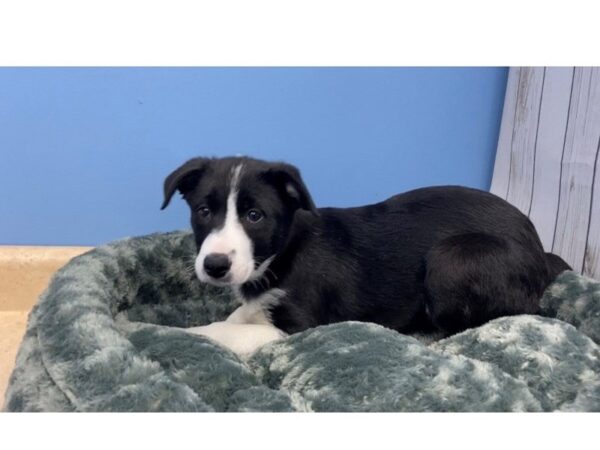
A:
[161,156,571,355]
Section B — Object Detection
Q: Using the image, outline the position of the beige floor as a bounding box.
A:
[0,246,92,403]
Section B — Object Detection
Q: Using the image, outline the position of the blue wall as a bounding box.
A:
[0,68,507,246]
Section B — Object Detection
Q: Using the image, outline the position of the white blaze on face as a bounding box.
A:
[195,165,255,285]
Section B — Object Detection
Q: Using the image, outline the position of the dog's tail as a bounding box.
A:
[545,252,572,281]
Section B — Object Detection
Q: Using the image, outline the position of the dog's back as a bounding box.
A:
[269,185,570,334]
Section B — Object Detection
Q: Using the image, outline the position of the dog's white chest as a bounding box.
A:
[187,288,287,356]
[227,287,286,325]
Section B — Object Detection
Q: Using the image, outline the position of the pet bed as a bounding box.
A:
[4,231,600,412]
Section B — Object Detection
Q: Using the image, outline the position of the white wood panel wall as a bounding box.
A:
[491,67,600,279]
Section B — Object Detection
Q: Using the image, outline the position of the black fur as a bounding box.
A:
[162,156,571,336]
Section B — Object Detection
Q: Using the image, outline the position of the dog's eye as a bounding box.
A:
[246,209,264,223]
[196,206,211,220]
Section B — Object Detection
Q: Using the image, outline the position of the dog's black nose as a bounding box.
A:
[203,253,231,279]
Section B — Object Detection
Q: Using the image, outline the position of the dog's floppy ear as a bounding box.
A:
[263,163,318,215]
[161,158,208,210]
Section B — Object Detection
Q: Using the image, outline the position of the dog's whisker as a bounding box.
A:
[252,278,264,291]
[266,268,278,281]
[182,261,197,276]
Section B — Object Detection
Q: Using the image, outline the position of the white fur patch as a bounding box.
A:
[227,288,286,325]
[188,322,286,356]
[187,288,287,355]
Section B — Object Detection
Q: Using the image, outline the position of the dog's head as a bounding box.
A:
[162,157,317,287]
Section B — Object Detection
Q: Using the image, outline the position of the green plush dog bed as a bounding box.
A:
[4,231,600,412]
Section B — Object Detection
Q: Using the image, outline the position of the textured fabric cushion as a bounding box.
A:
[4,231,600,412]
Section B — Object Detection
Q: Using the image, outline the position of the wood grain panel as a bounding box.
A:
[492,67,600,279]
[553,67,600,273]
[583,132,600,276]
[491,67,521,199]
[505,67,545,214]
[528,67,574,250]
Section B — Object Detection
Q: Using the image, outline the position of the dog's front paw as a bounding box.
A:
[187,321,286,356]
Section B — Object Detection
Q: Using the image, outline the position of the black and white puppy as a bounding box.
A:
[162,156,571,355]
